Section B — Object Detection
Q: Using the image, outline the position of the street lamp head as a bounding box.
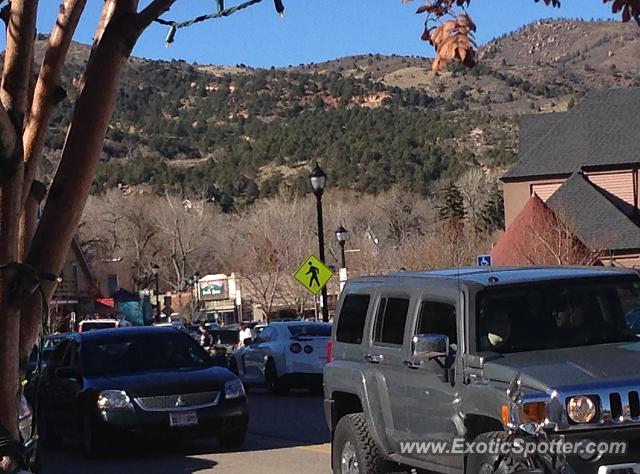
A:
[335,224,348,245]
[309,163,326,196]
[151,264,159,276]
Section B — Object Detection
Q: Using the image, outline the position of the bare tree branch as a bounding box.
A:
[1,0,38,121]
[22,0,87,206]
[136,0,177,31]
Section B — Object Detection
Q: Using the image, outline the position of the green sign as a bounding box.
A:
[200,280,226,299]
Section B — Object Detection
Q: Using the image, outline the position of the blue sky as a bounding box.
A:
[10,0,618,67]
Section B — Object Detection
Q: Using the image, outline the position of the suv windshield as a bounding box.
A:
[288,324,331,338]
[82,333,213,376]
[477,277,640,353]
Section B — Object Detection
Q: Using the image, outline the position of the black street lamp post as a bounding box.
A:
[310,163,329,322]
[188,276,195,313]
[335,224,348,269]
[194,272,200,311]
[152,264,160,322]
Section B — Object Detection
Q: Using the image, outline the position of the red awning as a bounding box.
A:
[96,298,115,308]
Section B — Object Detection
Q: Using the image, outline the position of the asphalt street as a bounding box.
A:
[42,388,331,474]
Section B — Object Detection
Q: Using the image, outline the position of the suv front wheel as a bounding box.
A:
[332,413,392,474]
[466,431,517,474]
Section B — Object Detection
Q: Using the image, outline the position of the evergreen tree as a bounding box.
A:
[437,182,466,226]
[479,182,505,233]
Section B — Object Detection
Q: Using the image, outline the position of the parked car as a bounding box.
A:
[251,323,267,339]
[36,326,248,457]
[231,321,331,394]
[324,266,640,474]
[26,333,73,379]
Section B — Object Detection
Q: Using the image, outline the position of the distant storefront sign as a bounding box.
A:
[200,279,228,300]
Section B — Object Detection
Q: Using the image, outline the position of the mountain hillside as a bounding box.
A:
[25,20,640,210]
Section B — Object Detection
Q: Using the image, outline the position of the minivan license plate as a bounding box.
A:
[169,411,198,427]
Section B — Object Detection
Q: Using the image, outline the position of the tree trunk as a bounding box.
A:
[17,181,47,374]
[0,0,37,441]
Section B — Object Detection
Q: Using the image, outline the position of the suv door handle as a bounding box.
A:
[365,353,384,364]
[403,359,423,369]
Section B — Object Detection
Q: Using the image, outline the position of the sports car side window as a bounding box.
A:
[254,327,275,343]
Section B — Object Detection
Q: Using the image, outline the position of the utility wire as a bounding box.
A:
[155,0,285,46]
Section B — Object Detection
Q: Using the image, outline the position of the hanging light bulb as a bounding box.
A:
[274,0,285,17]
[165,25,177,47]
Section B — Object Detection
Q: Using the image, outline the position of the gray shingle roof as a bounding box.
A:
[517,112,565,153]
[546,172,640,251]
[504,87,640,180]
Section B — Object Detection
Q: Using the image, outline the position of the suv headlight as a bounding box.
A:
[567,395,597,423]
[97,390,134,411]
[224,379,245,400]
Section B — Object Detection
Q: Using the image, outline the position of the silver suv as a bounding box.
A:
[324,266,640,474]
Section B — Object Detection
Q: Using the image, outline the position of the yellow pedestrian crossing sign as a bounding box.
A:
[294,255,333,295]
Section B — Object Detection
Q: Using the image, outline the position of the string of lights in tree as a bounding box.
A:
[157,0,285,46]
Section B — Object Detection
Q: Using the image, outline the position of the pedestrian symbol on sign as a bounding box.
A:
[306,262,320,288]
[477,255,492,267]
[294,255,334,295]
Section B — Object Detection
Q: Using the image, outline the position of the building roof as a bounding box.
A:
[546,172,640,251]
[490,194,593,265]
[517,112,565,152]
[70,236,96,284]
[504,87,640,180]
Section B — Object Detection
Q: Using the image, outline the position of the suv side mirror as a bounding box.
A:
[243,338,252,346]
[412,334,449,360]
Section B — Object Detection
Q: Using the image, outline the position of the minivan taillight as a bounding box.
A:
[326,340,333,363]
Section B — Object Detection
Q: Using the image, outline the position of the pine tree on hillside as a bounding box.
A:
[479,182,505,233]
[437,182,466,226]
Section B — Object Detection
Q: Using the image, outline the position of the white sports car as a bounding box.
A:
[230,321,331,395]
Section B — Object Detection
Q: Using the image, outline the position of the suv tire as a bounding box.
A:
[465,431,509,474]
[265,359,289,396]
[332,413,392,474]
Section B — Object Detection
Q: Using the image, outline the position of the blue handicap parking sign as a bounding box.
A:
[477,255,492,267]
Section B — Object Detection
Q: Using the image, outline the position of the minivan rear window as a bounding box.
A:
[336,294,370,344]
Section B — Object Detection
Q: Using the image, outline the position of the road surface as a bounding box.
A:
[42,388,332,474]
